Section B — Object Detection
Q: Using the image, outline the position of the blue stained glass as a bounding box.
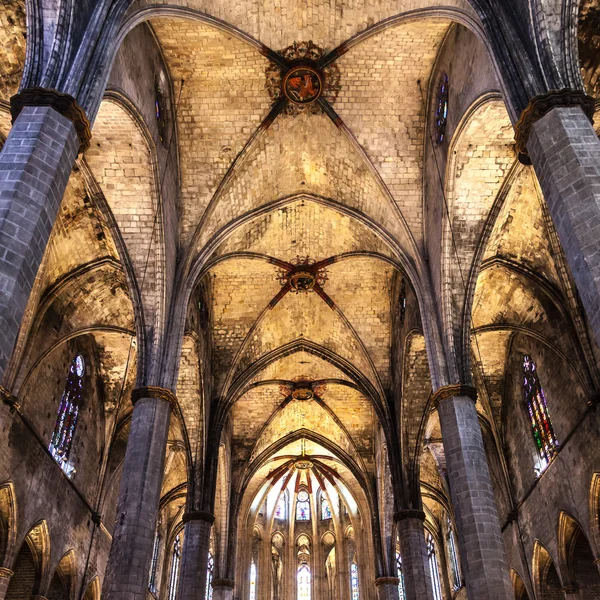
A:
[351,561,360,600]
[396,552,406,600]
[205,551,214,600]
[435,73,449,145]
[275,496,286,519]
[321,497,332,520]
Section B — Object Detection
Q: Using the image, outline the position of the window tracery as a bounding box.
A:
[396,550,405,600]
[446,516,461,591]
[249,559,257,600]
[427,533,443,600]
[167,535,181,600]
[435,73,449,144]
[350,559,360,600]
[148,528,160,593]
[321,496,332,520]
[297,563,311,599]
[399,278,407,328]
[275,492,286,520]
[296,490,310,521]
[205,550,214,600]
[49,354,84,478]
[522,354,559,470]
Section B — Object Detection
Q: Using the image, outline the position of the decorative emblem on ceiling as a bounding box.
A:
[266,41,341,116]
[283,66,322,104]
[295,459,314,470]
[292,384,314,401]
[278,256,328,292]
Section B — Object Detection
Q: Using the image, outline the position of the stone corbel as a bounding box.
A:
[431,384,477,409]
[10,87,92,154]
[0,567,14,579]
[131,386,177,409]
[514,88,595,164]
[0,385,19,412]
[182,511,215,525]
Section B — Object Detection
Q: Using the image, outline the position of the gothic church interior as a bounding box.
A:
[0,1,600,599]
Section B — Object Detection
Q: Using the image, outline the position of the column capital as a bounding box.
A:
[131,386,177,408]
[375,577,400,586]
[211,579,235,589]
[394,509,425,522]
[0,567,14,578]
[182,511,215,524]
[432,384,477,408]
[10,88,91,154]
[515,88,595,160]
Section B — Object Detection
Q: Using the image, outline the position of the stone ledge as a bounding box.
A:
[431,384,477,408]
[182,511,215,524]
[515,88,595,160]
[394,509,425,522]
[211,579,235,589]
[131,386,177,408]
[375,577,400,586]
[10,87,91,153]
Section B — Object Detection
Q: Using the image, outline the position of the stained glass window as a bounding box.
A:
[205,551,214,600]
[167,535,181,600]
[275,494,286,520]
[399,278,407,328]
[435,73,449,145]
[523,355,559,470]
[296,490,310,521]
[350,560,360,600]
[298,563,311,599]
[148,530,160,593]
[446,516,461,591]
[396,552,405,600]
[321,497,332,520]
[427,534,443,600]
[49,354,84,477]
[249,559,257,600]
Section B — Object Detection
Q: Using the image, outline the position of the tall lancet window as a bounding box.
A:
[167,535,181,600]
[275,493,286,520]
[296,490,310,521]
[427,534,443,600]
[205,551,214,600]
[396,551,406,600]
[523,354,559,470]
[446,516,461,591]
[297,563,311,599]
[321,496,332,520]
[350,558,360,600]
[49,354,84,477]
[148,528,160,593]
[249,559,257,600]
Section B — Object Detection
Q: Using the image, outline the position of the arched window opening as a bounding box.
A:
[321,496,332,520]
[296,490,310,521]
[446,516,461,591]
[399,278,407,328]
[249,559,257,600]
[167,535,181,600]
[148,529,160,593]
[350,559,360,600]
[427,534,443,600]
[522,355,559,471]
[155,78,168,145]
[205,551,214,600]
[49,354,85,477]
[297,563,311,599]
[396,551,406,600]
[275,493,286,520]
[435,73,449,144]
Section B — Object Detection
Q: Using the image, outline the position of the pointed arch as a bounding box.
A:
[532,540,563,600]
[511,569,531,600]
[0,483,17,567]
[82,577,100,600]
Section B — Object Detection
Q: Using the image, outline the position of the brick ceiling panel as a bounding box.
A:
[248,350,354,384]
[324,257,394,388]
[333,19,450,240]
[195,112,412,255]
[229,289,380,391]
[213,199,394,264]
[0,0,25,102]
[132,0,473,52]
[150,17,273,245]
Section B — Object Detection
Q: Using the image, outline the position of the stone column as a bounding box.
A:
[518,91,600,348]
[102,387,174,600]
[395,510,434,600]
[375,577,400,600]
[435,385,512,600]
[176,512,214,600]
[0,567,13,600]
[211,579,234,600]
[0,89,90,380]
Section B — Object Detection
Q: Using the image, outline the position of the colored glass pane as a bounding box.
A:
[298,564,311,599]
[275,495,286,519]
[523,355,559,470]
[249,560,257,600]
[435,73,449,144]
[149,531,160,592]
[427,534,443,600]
[205,551,214,600]
[396,553,406,600]
[321,497,332,520]
[447,516,461,591]
[167,535,181,600]
[351,561,360,600]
